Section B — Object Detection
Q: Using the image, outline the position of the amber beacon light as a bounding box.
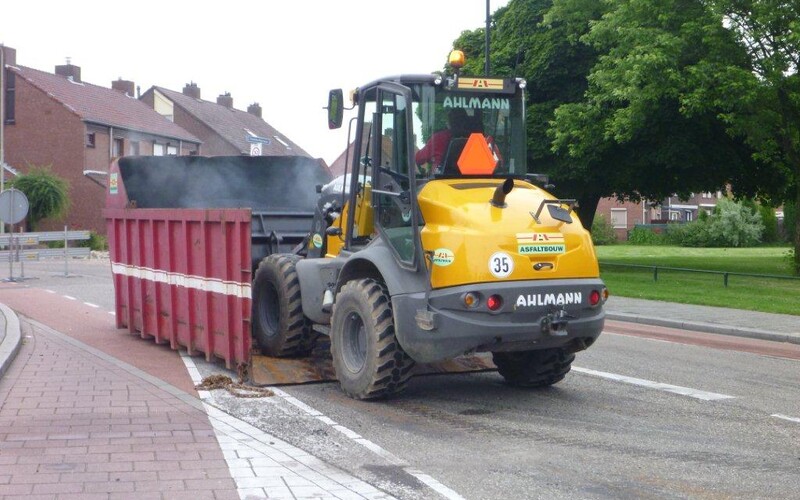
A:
[449,50,465,70]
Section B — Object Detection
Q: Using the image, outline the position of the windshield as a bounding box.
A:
[410,81,526,178]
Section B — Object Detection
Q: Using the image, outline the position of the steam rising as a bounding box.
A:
[118,156,331,211]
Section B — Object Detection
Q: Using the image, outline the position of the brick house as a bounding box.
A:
[595,191,724,240]
[1,46,201,233]
[140,84,313,158]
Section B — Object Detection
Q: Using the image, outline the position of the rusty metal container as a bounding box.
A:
[103,156,330,368]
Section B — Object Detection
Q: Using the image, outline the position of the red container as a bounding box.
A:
[104,208,252,368]
[104,159,253,368]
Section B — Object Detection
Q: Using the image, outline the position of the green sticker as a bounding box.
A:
[431,248,455,266]
[109,173,119,194]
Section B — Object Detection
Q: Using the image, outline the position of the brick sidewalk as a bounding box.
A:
[0,318,238,499]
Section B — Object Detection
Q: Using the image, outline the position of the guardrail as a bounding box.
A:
[1,228,92,281]
[599,262,800,287]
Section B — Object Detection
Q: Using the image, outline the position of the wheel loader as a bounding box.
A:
[252,52,607,399]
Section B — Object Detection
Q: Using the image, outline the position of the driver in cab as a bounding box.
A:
[415,108,469,175]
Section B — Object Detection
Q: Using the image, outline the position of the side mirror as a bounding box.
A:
[327,89,344,129]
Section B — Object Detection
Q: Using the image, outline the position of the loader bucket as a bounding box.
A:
[107,155,331,210]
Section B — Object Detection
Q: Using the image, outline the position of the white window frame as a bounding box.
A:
[610,208,628,229]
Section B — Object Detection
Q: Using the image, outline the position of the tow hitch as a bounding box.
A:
[541,309,573,336]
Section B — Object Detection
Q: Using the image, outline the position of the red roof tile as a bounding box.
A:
[11,66,200,143]
[151,86,311,157]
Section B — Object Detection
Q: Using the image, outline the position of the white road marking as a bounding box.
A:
[83,302,100,308]
[45,289,56,294]
[63,295,77,301]
[108,311,116,316]
[573,366,736,401]
[771,414,800,424]
[179,354,398,500]
[273,387,466,500]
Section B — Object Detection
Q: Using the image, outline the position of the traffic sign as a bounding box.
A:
[0,188,29,225]
[246,135,272,145]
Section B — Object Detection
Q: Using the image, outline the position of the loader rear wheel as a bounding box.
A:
[330,279,415,400]
[492,348,575,387]
[252,254,317,357]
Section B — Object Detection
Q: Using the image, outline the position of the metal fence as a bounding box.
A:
[1,228,92,281]
[599,262,800,288]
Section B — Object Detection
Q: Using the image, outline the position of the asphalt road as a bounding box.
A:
[7,259,800,499]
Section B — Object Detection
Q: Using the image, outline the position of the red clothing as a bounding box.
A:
[415,129,452,166]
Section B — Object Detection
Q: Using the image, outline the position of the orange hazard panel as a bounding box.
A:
[457,133,498,175]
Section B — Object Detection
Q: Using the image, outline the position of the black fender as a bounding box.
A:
[335,238,429,297]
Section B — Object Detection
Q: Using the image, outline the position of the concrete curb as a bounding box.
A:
[606,312,799,345]
[0,302,22,379]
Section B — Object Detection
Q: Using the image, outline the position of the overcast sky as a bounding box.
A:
[4,0,509,165]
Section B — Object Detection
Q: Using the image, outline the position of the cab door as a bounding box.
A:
[371,83,419,270]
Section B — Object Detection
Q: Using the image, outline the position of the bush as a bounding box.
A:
[591,215,617,245]
[759,205,779,243]
[666,198,763,247]
[10,165,70,231]
[627,227,663,245]
[87,232,107,251]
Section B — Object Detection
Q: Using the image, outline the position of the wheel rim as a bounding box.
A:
[258,282,280,338]
[342,311,367,373]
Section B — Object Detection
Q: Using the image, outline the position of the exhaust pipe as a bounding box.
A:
[490,178,514,208]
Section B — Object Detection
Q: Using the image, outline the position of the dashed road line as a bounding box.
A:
[63,295,77,301]
[273,387,466,500]
[771,414,800,424]
[573,366,736,401]
[180,354,398,500]
[83,302,99,308]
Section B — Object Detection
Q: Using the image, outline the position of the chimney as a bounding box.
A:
[217,92,233,109]
[55,59,81,83]
[247,102,262,118]
[182,82,201,99]
[111,78,135,97]
[0,45,16,67]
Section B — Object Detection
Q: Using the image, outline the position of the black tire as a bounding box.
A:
[492,348,575,387]
[330,279,415,400]
[252,254,317,357]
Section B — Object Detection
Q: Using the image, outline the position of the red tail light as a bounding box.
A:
[487,295,503,311]
[590,290,601,306]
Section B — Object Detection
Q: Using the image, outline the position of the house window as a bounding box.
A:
[669,211,680,221]
[130,141,140,155]
[166,144,178,156]
[685,210,693,222]
[153,143,165,156]
[112,138,124,157]
[86,132,96,148]
[4,69,15,124]
[610,209,628,229]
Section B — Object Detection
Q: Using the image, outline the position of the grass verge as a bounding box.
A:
[596,246,799,315]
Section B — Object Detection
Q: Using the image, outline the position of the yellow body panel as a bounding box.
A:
[325,183,374,258]
[418,179,599,289]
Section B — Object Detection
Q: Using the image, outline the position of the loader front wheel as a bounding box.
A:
[330,279,415,400]
[492,348,575,387]
[252,254,317,357]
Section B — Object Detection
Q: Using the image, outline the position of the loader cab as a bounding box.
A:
[332,73,528,270]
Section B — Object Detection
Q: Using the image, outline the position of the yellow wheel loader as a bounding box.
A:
[252,53,607,399]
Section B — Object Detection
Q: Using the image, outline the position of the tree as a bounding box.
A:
[10,166,70,230]
[545,0,763,227]
[684,0,800,271]
[451,0,760,231]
